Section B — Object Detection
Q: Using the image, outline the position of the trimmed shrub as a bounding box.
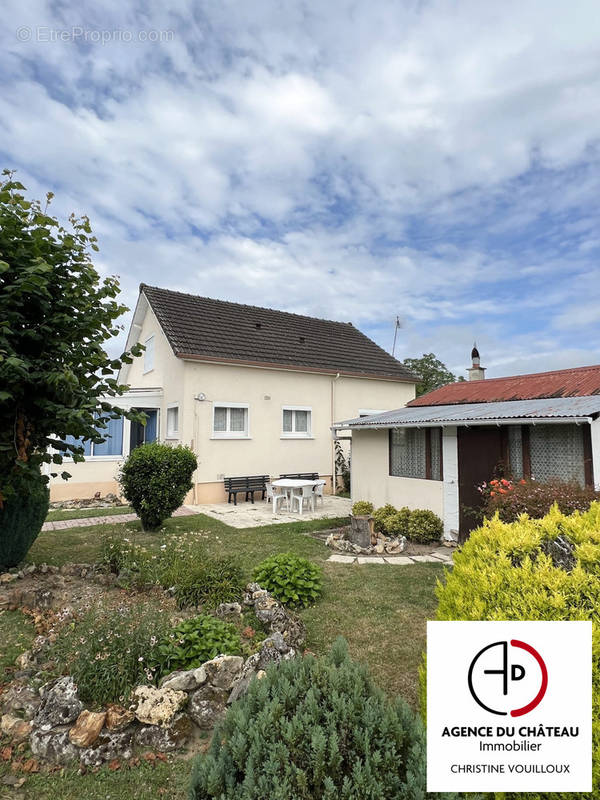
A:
[189,638,427,800]
[351,500,374,516]
[481,477,600,524]
[51,604,170,705]
[156,615,241,675]
[385,506,412,537]
[407,509,443,544]
[118,442,197,531]
[253,553,323,608]
[0,471,49,569]
[372,503,397,533]
[434,503,600,799]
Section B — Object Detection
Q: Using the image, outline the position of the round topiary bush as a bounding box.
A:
[0,471,49,569]
[385,506,412,537]
[118,442,197,531]
[372,503,397,533]
[189,638,427,800]
[406,509,443,544]
[351,500,374,516]
[253,553,322,608]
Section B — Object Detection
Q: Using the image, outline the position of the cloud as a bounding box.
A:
[0,0,599,376]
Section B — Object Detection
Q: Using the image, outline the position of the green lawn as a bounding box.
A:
[1,512,444,799]
[45,505,133,522]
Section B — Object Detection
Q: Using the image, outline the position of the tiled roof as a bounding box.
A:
[408,364,600,406]
[140,285,415,382]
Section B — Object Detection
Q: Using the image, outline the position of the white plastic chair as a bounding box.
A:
[268,483,289,515]
[313,480,325,506]
[265,483,275,503]
[292,484,315,514]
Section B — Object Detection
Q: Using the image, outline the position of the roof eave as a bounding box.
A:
[339,415,594,430]
[177,352,415,382]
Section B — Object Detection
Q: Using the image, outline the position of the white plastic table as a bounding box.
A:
[271,479,324,514]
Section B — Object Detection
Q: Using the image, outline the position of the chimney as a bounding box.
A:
[467,342,486,381]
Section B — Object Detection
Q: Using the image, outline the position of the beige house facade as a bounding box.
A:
[49,285,416,502]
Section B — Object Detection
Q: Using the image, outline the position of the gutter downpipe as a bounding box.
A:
[331,373,341,494]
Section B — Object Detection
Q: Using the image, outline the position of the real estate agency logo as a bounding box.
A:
[468,640,548,717]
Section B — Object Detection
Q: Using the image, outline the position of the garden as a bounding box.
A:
[0,508,444,799]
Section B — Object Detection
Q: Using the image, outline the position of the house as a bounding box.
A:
[48,285,417,502]
[337,347,600,541]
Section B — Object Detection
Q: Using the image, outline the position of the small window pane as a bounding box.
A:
[93,417,123,456]
[530,424,585,486]
[214,407,227,432]
[65,435,92,457]
[230,407,246,432]
[508,425,523,478]
[294,410,308,432]
[283,409,293,432]
[430,428,442,481]
[390,428,427,479]
[167,407,179,437]
[144,336,155,372]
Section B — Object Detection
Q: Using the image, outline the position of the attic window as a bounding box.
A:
[255,322,262,329]
[299,336,305,343]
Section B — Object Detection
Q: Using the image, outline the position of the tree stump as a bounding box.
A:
[348,515,374,549]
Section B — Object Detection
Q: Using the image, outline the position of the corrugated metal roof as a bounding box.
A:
[408,363,600,406]
[338,395,600,429]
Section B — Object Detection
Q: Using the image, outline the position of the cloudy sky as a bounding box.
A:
[2,1,599,378]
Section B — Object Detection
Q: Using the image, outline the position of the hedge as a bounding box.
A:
[433,503,600,800]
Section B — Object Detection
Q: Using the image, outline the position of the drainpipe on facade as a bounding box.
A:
[331,373,340,494]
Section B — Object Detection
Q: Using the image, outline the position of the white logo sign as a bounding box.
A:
[427,621,592,792]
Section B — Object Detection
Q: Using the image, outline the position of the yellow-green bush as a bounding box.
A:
[434,503,600,800]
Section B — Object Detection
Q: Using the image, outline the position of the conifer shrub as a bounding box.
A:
[189,638,428,800]
[351,500,374,516]
[118,442,197,531]
[0,471,49,569]
[433,503,600,800]
[252,553,322,608]
[385,506,412,537]
[372,503,397,533]
[406,509,443,544]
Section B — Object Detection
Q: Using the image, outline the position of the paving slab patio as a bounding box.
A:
[42,506,197,531]
[327,550,454,566]
[187,494,352,529]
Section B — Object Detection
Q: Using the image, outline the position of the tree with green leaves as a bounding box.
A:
[401,352,464,397]
[0,171,141,566]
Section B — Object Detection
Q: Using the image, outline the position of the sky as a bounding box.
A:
[1,0,599,379]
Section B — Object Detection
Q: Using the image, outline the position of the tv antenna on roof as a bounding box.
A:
[391,316,403,357]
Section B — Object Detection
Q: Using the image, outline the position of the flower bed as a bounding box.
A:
[0,564,306,766]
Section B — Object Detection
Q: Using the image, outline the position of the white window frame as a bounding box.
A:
[211,402,250,439]
[143,335,155,374]
[281,405,312,439]
[166,403,180,439]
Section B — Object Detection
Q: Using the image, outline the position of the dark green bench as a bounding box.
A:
[224,475,269,505]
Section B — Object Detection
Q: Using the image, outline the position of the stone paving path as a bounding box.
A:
[41,506,197,531]
[327,547,454,565]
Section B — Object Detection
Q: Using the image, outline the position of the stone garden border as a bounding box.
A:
[1,573,305,766]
